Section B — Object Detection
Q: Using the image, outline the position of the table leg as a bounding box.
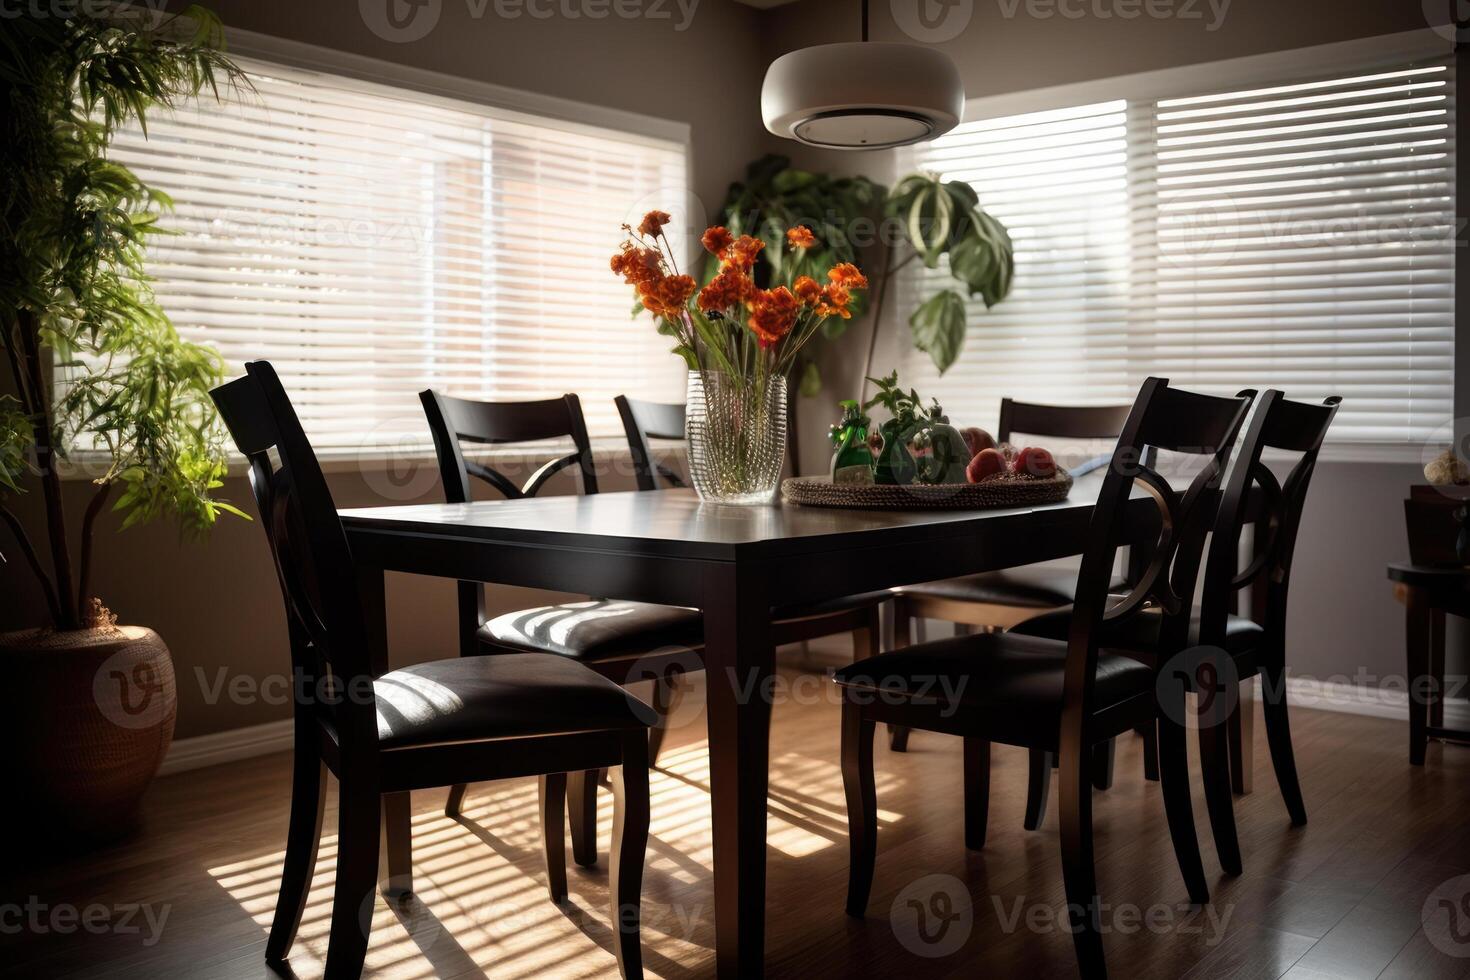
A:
[701,562,774,980]
[1406,587,1430,766]
[1430,608,1447,731]
[1229,678,1254,796]
[356,566,413,897]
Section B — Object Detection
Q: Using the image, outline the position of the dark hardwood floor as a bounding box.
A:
[6,656,1470,979]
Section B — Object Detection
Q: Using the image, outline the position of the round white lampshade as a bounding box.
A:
[761,42,964,150]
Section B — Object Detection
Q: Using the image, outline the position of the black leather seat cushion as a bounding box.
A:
[481,599,703,661]
[483,591,890,661]
[374,652,654,749]
[832,632,1153,747]
[1012,605,1263,657]
[896,563,1080,608]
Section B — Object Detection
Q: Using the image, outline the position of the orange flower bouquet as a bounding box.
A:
[612,211,869,502]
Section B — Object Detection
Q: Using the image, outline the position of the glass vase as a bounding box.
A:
[685,370,788,505]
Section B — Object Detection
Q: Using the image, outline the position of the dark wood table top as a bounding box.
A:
[339,472,1121,562]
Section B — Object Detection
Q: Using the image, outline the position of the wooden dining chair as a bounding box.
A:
[215,363,653,980]
[420,388,698,869]
[886,399,1133,760]
[1014,391,1339,876]
[833,377,1251,978]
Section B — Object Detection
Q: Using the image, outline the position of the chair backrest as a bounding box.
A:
[1066,378,1253,733]
[997,399,1134,444]
[211,362,378,748]
[1198,391,1341,648]
[420,389,599,504]
[420,389,598,656]
[615,395,687,492]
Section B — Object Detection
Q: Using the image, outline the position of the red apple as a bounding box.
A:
[961,426,996,458]
[1013,446,1056,479]
[966,448,1008,484]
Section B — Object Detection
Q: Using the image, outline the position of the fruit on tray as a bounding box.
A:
[961,426,996,458]
[966,448,1008,484]
[1013,446,1057,479]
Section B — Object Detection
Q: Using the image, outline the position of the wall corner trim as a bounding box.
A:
[159,718,294,777]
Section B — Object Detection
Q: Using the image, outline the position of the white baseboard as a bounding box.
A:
[159,718,293,776]
[1285,677,1470,729]
[155,676,1467,777]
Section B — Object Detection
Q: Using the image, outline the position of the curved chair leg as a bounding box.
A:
[445,783,469,817]
[1198,712,1243,876]
[888,601,913,753]
[611,732,650,980]
[265,738,326,963]
[380,791,413,899]
[646,675,676,768]
[1259,660,1307,826]
[964,738,990,851]
[540,772,568,904]
[568,769,601,867]
[1157,713,1210,904]
[324,778,380,980]
[841,699,878,917]
[1058,740,1106,978]
[1023,749,1052,831]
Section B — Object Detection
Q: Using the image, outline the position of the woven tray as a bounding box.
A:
[782,469,1073,511]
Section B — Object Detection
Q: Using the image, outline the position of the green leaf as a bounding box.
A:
[671,344,700,370]
[909,290,967,374]
[947,235,994,297]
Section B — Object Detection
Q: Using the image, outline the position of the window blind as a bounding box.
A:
[897,57,1454,448]
[106,57,690,452]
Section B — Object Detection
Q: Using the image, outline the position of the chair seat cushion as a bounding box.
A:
[374,653,653,749]
[1011,605,1263,656]
[774,590,890,622]
[832,632,1153,746]
[896,563,1080,608]
[480,599,704,661]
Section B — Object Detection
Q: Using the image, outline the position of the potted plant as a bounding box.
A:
[612,212,868,503]
[709,155,1016,403]
[1,4,246,842]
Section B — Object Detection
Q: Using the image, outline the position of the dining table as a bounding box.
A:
[339,470,1239,978]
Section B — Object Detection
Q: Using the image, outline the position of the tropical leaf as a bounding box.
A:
[909,290,968,374]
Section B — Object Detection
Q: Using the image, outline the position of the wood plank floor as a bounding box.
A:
[7,660,1470,979]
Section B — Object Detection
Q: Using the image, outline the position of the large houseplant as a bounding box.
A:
[709,155,1015,402]
[1,4,245,841]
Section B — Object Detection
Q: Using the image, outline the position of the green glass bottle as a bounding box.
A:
[829,399,876,486]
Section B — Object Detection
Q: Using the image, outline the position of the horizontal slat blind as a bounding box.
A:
[897,58,1454,447]
[106,57,689,451]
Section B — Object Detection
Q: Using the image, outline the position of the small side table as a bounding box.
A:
[1389,562,1470,764]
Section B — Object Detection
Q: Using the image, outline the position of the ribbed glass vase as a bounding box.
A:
[685,370,787,505]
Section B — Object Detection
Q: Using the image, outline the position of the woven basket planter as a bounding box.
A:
[782,469,1073,511]
[0,625,176,844]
